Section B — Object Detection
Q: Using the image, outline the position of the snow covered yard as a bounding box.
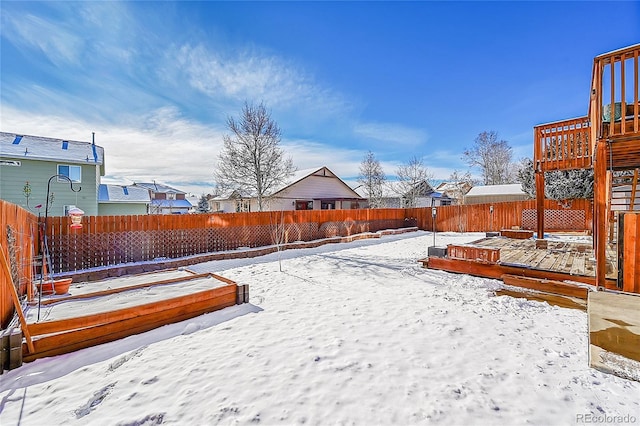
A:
[1,231,638,425]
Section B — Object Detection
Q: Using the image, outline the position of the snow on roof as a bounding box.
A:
[98,184,151,203]
[150,199,193,208]
[465,183,524,197]
[0,131,104,165]
[134,182,187,194]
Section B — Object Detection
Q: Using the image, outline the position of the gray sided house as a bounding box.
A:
[0,132,105,216]
[132,182,193,214]
[98,184,150,216]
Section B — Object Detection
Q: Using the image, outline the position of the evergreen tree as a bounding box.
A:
[197,194,210,213]
[516,157,594,200]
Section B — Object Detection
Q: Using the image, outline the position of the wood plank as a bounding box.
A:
[501,274,589,299]
[495,289,586,311]
[27,284,236,336]
[24,295,237,362]
[39,272,215,306]
[421,256,618,289]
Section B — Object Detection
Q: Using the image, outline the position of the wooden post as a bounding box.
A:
[0,243,35,354]
[535,170,545,239]
[594,142,608,288]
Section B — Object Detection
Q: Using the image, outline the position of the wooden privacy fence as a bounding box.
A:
[46,209,413,273]
[1,198,593,326]
[45,199,593,274]
[1,200,37,328]
[408,198,592,234]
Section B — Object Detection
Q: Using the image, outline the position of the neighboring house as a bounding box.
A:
[210,167,364,212]
[463,183,527,205]
[435,181,473,204]
[98,184,150,216]
[356,180,454,208]
[0,132,105,216]
[132,182,193,214]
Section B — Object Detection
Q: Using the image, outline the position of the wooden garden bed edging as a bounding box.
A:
[21,273,246,363]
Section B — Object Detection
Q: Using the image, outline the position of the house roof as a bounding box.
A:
[150,199,193,209]
[133,182,187,194]
[355,180,441,199]
[98,184,151,203]
[214,167,363,201]
[465,183,525,197]
[0,131,105,165]
[271,166,362,199]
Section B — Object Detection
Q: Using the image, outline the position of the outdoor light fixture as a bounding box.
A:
[432,207,437,247]
[68,207,85,229]
[38,174,81,320]
[490,205,494,232]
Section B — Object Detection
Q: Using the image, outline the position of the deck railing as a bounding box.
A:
[534,116,591,172]
[589,44,640,147]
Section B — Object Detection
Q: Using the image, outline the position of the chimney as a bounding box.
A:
[92,132,95,145]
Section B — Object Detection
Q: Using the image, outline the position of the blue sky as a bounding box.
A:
[1,1,639,195]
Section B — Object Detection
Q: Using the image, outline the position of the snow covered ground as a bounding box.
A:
[1,231,639,425]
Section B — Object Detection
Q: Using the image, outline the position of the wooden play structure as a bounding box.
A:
[534,43,640,293]
[420,44,640,380]
[424,44,640,296]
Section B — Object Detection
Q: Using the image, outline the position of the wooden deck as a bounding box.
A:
[420,235,619,290]
[588,291,640,381]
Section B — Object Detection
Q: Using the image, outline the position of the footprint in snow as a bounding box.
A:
[74,383,116,418]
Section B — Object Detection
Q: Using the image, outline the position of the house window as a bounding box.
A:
[321,201,335,210]
[167,193,176,200]
[236,199,250,212]
[58,164,81,183]
[63,204,76,216]
[295,200,313,210]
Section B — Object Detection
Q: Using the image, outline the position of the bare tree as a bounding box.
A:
[395,156,434,208]
[447,170,475,204]
[215,101,296,211]
[357,151,386,208]
[463,131,514,185]
[448,170,474,232]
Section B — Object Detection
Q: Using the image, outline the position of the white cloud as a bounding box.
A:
[353,122,427,147]
[1,11,84,67]
[1,106,225,195]
[173,44,350,116]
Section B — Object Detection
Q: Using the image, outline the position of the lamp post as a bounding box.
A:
[490,205,494,232]
[432,206,437,247]
[38,174,82,320]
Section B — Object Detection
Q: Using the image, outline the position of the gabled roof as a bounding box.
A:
[0,131,104,165]
[133,182,187,194]
[214,166,363,201]
[271,166,361,198]
[98,184,151,203]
